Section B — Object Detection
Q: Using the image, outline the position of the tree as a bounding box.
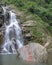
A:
[45,0,51,4]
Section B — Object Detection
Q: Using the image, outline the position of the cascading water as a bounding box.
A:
[2,6,23,54]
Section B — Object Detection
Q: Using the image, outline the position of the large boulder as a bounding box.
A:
[18,43,47,62]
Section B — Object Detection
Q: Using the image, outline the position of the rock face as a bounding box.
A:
[22,20,36,27]
[0,35,3,45]
[19,43,47,62]
[0,26,5,46]
[0,6,4,46]
[0,6,3,27]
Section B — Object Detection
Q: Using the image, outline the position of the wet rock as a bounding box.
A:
[0,6,4,46]
[0,25,5,33]
[22,27,28,33]
[0,25,5,46]
[24,33,32,41]
[0,35,3,45]
[0,7,3,27]
[19,43,47,62]
[0,6,3,13]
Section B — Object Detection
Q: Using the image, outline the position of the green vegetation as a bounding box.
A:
[0,0,52,43]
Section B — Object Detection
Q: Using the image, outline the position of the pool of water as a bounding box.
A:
[0,51,52,65]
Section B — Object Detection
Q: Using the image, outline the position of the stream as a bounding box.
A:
[0,51,52,65]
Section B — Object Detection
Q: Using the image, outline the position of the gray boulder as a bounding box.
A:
[18,43,47,62]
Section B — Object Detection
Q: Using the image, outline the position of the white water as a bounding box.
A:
[2,6,8,15]
[2,6,23,54]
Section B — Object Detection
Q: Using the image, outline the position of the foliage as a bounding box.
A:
[0,0,52,42]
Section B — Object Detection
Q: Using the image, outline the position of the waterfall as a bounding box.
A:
[2,6,23,54]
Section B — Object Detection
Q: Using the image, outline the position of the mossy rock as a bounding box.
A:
[0,6,3,27]
[0,6,3,12]
[0,35,3,45]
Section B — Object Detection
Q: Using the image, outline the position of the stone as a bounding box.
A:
[19,43,47,62]
[29,43,47,62]
[22,20,36,27]
[22,27,29,33]
[0,8,3,27]
[23,33,32,41]
[0,35,3,45]
[25,33,31,37]
[0,6,2,13]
